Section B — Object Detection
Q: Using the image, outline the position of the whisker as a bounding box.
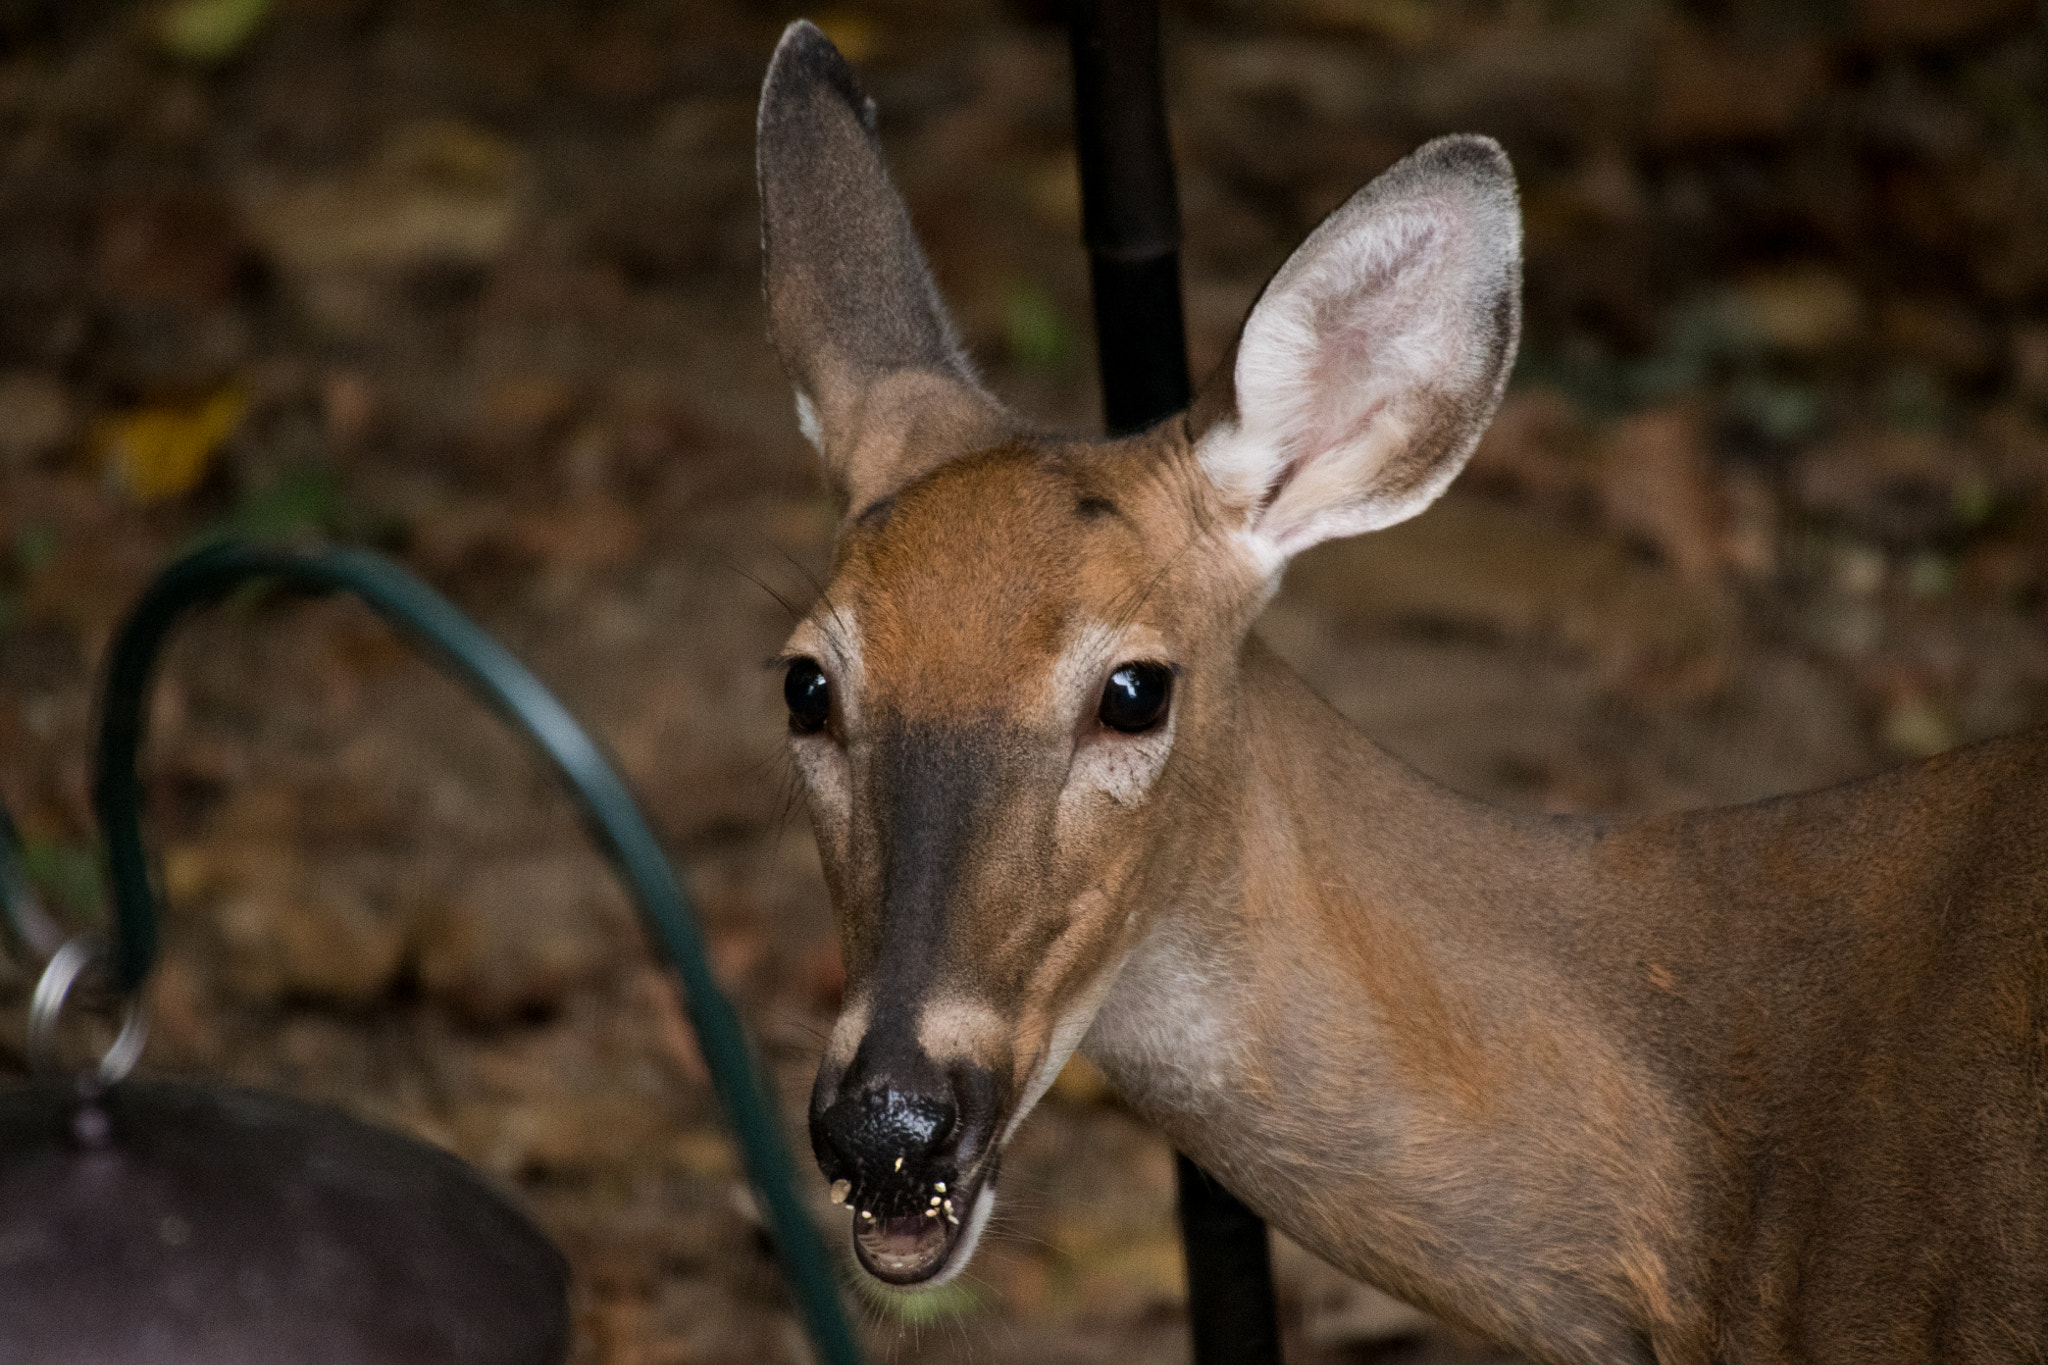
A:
[1110,528,1203,635]
[724,558,806,624]
[768,543,863,671]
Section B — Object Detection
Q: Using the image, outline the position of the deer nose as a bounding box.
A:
[813,1085,955,1182]
[808,1042,998,1194]
[811,1029,959,1183]
[809,1042,1002,1283]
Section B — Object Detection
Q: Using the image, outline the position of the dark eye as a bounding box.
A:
[784,658,831,734]
[1099,662,1173,734]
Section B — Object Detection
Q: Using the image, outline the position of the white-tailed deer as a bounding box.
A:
[757,21,2048,1363]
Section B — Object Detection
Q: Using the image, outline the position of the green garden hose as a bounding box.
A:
[79,539,860,1365]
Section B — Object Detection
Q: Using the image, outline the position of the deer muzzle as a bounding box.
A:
[810,1050,1001,1284]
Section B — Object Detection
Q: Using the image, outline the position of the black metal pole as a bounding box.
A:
[1173,1154,1283,1365]
[1069,0,1191,435]
[1066,4,1284,1363]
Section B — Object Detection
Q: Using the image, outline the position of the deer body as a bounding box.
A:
[1088,640,2048,1362]
[752,23,2048,1362]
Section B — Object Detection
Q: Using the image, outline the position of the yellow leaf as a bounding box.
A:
[99,388,247,504]
[811,12,879,63]
[157,0,273,65]
[1050,1051,1112,1105]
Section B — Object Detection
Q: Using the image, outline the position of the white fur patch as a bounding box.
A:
[824,990,872,1070]
[1001,955,1131,1147]
[784,609,863,835]
[916,996,1006,1064]
[794,390,824,452]
[1083,915,1244,1113]
[787,732,850,832]
[1051,621,1178,840]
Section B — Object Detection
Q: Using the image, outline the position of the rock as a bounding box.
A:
[1794,428,1987,545]
[1598,405,1727,585]
[414,853,632,1024]
[1281,492,1731,696]
[448,1083,668,1176]
[240,118,527,336]
[1855,0,2033,48]
[1718,271,1864,356]
[1650,27,1827,147]
[208,847,410,1006]
[0,372,74,469]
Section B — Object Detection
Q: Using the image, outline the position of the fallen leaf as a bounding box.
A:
[97,388,247,504]
[1049,1052,1112,1105]
[810,12,878,62]
[1719,271,1864,355]
[1855,0,2032,47]
[157,0,273,64]
[0,372,74,469]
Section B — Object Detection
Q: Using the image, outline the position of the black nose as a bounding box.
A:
[812,1027,959,1194]
[814,1086,955,1188]
[809,1042,1003,1284]
[809,1038,1000,1210]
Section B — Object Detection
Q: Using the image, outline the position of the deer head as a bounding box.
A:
[757,20,1520,1287]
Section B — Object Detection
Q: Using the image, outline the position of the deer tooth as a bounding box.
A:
[934,1181,946,1193]
[893,1157,903,1172]
[829,1179,851,1206]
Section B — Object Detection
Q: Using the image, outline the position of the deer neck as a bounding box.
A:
[1081,639,1708,1365]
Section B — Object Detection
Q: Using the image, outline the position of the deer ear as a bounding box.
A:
[1191,135,1521,572]
[757,22,1010,513]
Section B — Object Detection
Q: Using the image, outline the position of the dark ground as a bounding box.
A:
[2,0,2047,1361]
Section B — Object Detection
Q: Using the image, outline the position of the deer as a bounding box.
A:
[754,21,2048,1364]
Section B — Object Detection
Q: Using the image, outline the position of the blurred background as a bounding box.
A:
[1,0,2045,1361]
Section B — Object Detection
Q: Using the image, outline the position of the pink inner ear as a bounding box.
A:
[1261,219,1447,513]
[1200,142,1520,561]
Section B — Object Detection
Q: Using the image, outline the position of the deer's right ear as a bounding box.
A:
[757,22,1010,513]
[1189,135,1522,577]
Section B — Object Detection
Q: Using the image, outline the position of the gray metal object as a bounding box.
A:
[0,1079,570,1365]
[26,938,148,1084]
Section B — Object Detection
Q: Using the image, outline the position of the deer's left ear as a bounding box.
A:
[1190,135,1521,572]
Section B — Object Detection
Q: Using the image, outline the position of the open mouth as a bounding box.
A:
[837,1162,995,1285]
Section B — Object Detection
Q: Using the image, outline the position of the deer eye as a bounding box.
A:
[1099,662,1173,734]
[784,658,831,734]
